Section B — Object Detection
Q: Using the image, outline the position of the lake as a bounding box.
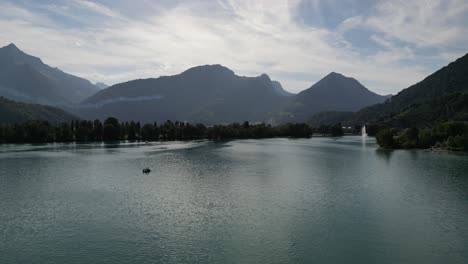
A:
[1,137,467,263]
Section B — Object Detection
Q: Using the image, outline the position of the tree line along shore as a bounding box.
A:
[376,121,468,151]
[2,117,467,151]
[0,117,348,143]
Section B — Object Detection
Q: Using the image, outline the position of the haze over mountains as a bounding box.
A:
[0,44,391,124]
[78,65,294,123]
[2,43,466,128]
[77,65,390,124]
[0,43,99,105]
[0,96,76,123]
[94,82,109,89]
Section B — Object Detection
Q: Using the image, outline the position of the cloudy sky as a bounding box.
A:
[0,0,467,94]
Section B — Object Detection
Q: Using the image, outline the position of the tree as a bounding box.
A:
[141,124,156,141]
[103,117,121,141]
[418,129,434,148]
[376,129,396,149]
[330,123,343,137]
[92,119,103,141]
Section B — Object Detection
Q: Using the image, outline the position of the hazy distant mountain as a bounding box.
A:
[353,53,468,127]
[274,72,388,123]
[0,43,98,105]
[271,80,294,97]
[0,96,77,123]
[95,82,109,89]
[78,65,292,123]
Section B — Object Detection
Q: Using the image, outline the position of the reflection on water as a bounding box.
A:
[375,148,393,162]
[0,136,467,264]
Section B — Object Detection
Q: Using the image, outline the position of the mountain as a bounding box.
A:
[271,80,294,97]
[0,43,98,105]
[0,97,77,123]
[77,65,292,123]
[354,53,468,128]
[95,82,109,89]
[274,72,388,123]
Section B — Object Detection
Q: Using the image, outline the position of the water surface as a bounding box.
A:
[1,137,467,263]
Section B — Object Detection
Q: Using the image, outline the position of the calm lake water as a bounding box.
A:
[1,137,467,263]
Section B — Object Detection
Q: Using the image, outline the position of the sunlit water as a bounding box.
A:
[1,137,467,263]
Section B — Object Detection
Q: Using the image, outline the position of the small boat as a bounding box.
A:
[142,167,151,174]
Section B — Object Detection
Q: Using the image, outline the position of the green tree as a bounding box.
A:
[103,117,121,141]
[376,129,396,149]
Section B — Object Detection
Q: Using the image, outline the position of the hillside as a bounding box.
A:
[0,43,98,105]
[307,111,355,127]
[0,97,78,123]
[354,53,468,127]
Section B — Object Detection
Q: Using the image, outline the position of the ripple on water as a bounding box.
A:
[0,137,467,263]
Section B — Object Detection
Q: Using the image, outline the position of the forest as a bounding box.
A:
[0,117,346,143]
[376,121,468,151]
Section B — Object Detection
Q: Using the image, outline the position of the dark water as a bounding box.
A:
[1,137,467,263]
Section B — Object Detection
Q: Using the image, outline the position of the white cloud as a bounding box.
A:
[365,0,468,48]
[0,0,466,95]
[71,0,122,18]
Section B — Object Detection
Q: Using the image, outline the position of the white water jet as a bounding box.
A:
[361,125,368,138]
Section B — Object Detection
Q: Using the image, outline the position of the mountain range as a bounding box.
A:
[76,66,388,124]
[0,43,390,124]
[1,43,466,129]
[77,65,295,123]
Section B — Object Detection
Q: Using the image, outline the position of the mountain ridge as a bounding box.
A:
[77,64,293,124]
[0,43,413,125]
[273,71,388,123]
[0,43,99,105]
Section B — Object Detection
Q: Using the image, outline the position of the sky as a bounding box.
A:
[0,0,467,95]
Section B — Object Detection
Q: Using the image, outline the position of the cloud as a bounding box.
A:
[71,0,122,18]
[0,0,466,95]
[365,0,468,48]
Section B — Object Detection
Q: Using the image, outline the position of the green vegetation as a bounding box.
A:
[354,53,468,128]
[314,123,344,136]
[356,93,468,128]
[376,121,468,151]
[0,97,77,123]
[308,111,354,127]
[0,118,315,143]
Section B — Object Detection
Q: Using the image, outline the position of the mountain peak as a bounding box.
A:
[183,64,235,76]
[0,43,99,104]
[315,72,363,90]
[259,73,271,81]
[324,72,347,79]
[5,43,19,49]
[284,71,387,120]
[2,43,22,53]
[0,42,44,65]
[271,80,294,97]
